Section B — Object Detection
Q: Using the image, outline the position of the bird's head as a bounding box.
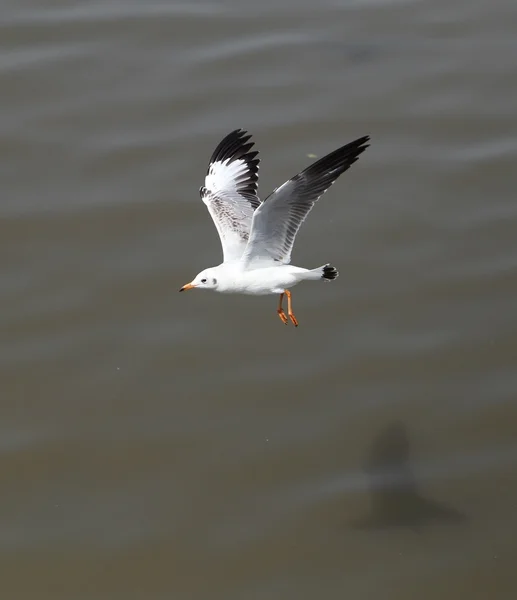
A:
[179,268,219,292]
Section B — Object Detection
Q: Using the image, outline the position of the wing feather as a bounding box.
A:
[200,130,260,262]
[242,135,370,266]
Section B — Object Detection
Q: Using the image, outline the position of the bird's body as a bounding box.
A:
[199,263,333,295]
[180,129,369,325]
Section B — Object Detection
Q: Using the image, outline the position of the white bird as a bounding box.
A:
[180,129,370,326]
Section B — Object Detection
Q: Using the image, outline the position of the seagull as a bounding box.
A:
[180,129,370,326]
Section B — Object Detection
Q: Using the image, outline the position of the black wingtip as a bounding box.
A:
[302,135,370,180]
[209,129,256,165]
[207,129,260,197]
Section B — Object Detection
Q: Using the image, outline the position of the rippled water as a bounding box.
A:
[1,1,517,598]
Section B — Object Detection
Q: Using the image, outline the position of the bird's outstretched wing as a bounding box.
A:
[242,135,370,266]
[200,129,260,262]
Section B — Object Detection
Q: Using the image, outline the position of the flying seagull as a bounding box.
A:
[180,129,370,326]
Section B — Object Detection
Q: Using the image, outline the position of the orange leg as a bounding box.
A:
[285,290,299,327]
[277,293,288,324]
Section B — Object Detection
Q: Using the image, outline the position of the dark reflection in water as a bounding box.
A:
[353,423,465,530]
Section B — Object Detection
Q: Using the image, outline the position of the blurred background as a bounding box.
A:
[1,0,517,598]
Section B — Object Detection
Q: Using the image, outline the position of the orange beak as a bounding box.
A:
[179,283,195,292]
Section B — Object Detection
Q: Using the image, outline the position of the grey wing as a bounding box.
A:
[200,129,260,262]
[242,135,370,266]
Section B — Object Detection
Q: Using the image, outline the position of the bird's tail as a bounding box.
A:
[309,263,339,281]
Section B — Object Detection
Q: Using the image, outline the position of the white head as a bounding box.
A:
[179,268,219,292]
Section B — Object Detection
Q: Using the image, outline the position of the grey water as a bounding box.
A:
[1,0,517,598]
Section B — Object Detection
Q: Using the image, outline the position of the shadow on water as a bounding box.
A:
[352,422,466,531]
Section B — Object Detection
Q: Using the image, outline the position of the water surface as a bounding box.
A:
[1,0,517,598]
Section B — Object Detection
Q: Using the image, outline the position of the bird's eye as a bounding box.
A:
[201,278,207,283]
[212,278,217,285]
